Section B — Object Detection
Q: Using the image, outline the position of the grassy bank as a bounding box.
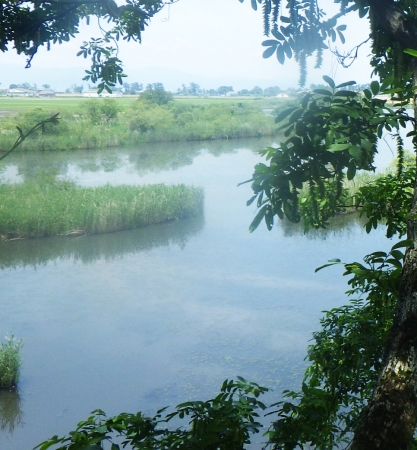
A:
[0,96,293,151]
[0,179,204,239]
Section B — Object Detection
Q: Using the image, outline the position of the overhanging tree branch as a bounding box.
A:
[0,114,60,162]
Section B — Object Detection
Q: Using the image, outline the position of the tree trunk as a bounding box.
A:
[351,238,417,450]
[350,57,417,450]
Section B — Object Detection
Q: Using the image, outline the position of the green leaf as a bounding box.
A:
[277,45,285,64]
[370,80,380,95]
[347,160,356,180]
[404,48,417,57]
[337,30,345,44]
[315,259,341,273]
[263,46,277,58]
[289,108,303,123]
[348,146,362,158]
[301,92,311,109]
[249,205,268,232]
[390,250,404,261]
[246,195,257,206]
[282,40,293,58]
[370,252,387,258]
[329,143,350,152]
[380,75,395,90]
[322,75,335,89]
[334,90,358,97]
[313,89,333,96]
[391,240,413,250]
[262,39,279,47]
[275,107,297,123]
[363,89,372,99]
[359,6,369,18]
[385,258,402,269]
[335,81,356,88]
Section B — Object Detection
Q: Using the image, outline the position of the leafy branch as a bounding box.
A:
[245,76,415,232]
[0,113,60,162]
[34,378,269,450]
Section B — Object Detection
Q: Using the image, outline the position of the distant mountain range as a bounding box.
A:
[0,63,291,93]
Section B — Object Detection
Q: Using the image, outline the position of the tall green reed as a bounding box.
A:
[0,336,22,389]
[0,178,204,239]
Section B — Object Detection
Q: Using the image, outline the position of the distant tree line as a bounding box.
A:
[176,82,283,97]
[8,83,51,90]
[6,81,372,97]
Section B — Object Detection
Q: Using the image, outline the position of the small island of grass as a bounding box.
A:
[0,178,204,239]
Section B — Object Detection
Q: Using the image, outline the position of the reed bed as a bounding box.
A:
[0,336,22,389]
[0,180,204,239]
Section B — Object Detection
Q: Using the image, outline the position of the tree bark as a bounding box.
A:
[351,236,417,450]
[351,3,417,447]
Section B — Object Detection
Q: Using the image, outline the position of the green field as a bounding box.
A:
[0,96,135,114]
[0,95,292,115]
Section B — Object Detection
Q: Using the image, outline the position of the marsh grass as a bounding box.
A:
[0,178,204,239]
[0,336,22,389]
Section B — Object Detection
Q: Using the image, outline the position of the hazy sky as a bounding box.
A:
[0,0,374,91]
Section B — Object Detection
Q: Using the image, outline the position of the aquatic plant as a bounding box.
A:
[0,178,204,239]
[0,336,22,389]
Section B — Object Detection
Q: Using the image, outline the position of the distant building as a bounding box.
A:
[38,89,55,97]
[83,89,99,98]
[6,88,56,97]
[276,93,290,98]
[7,88,36,96]
[83,89,122,98]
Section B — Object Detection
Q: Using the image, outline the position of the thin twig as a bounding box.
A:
[0,113,60,161]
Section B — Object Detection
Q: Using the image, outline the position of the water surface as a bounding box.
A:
[0,138,391,449]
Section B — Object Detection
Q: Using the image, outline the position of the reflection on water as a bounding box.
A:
[280,211,370,239]
[0,212,371,271]
[0,390,23,434]
[0,216,204,270]
[1,136,275,184]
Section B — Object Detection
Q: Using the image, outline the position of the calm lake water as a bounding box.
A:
[0,137,393,449]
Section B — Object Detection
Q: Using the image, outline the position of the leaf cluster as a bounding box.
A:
[240,0,350,86]
[246,77,413,231]
[355,167,415,238]
[0,1,175,92]
[268,241,408,449]
[35,378,268,450]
